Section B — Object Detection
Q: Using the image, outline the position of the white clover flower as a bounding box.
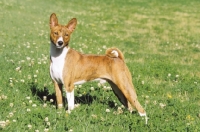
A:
[46,122,50,126]
[44,128,49,132]
[26,96,30,100]
[90,87,94,91]
[20,79,25,83]
[43,96,47,101]
[159,103,166,108]
[32,104,37,107]
[26,57,31,61]
[176,75,179,78]
[29,100,32,104]
[44,117,48,122]
[50,99,54,103]
[141,81,145,85]
[168,73,171,77]
[106,109,110,113]
[0,121,6,128]
[15,66,21,71]
[9,103,14,107]
[1,95,7,100]
[28,124,32,129]
[43,103,47,108]
[28,75,31,79]
[74,103,80,108]
[27,109,31,112]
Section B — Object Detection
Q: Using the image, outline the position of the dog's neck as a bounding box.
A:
[50,42,69,61]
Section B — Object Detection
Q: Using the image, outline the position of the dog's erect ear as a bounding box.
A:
[50,13,58,28]
[66,18,77,33]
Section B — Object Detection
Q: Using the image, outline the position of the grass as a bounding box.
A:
[0,0,200,131]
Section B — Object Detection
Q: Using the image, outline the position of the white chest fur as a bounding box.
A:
[50,43,69,84]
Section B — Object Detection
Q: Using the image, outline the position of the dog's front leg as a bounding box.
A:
[66,89,74,113]
[53,81,63,108]
[64,79,75,113]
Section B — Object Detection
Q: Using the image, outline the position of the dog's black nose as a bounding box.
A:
[58,41,63,46]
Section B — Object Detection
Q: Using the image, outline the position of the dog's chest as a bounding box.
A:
[50,45,69,84]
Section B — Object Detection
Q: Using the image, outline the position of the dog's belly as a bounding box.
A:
[74,78,106,85]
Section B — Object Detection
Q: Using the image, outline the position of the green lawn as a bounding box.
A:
[0,0,200,131]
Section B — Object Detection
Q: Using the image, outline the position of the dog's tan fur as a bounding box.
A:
[49,13,146,116]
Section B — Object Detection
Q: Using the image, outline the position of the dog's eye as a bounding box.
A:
[65,34,68,36]
[54,32,58,35]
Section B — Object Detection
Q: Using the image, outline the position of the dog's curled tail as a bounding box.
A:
[106,47,124,60]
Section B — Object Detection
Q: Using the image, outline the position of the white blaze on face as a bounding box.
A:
[56,36,64,48]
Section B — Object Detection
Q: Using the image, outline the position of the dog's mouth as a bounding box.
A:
[55,42,68,49]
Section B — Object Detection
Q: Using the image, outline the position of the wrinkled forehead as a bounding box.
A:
[52,25,69,32]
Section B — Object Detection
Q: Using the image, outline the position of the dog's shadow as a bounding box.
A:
[29,82,97,108]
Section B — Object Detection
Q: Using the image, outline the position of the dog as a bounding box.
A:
[49,13,146,117]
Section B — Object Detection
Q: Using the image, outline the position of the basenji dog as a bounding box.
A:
[49,13,146,117]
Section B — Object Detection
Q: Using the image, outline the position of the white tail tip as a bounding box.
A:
[111,50,118,57]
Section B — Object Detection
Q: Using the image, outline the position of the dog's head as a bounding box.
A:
[49,13,77,48]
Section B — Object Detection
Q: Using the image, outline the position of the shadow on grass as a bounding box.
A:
[29,82,97,108]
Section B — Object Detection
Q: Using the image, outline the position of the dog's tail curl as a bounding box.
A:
[106,47,124,60]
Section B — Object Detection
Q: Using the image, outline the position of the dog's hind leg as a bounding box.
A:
[107,80,133,111]
[112,73,146,116]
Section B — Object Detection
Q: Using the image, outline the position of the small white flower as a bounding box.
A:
[106,109,110,113]
[34,75,37,78]
[43,96,47,101]
[168,73,171,77]
[43,103,47,108]
[29,100,32,104]
[175,75,179,78]
[74,103,80,108]
[46,122,50,126]
[13,119,17,122]
[20,79,25,83]
[1,95,7,100]
[44,128,49,132]
[32,104,37,107]
[26,57,31,61]
[141,81,145,85]
[27,108,31,112]
[9,112,14,117]
[10,103,14,107]
[28,75,31,79]
[50,99,54,103]
[44,117,48,122]
[97,83,101,87]
[27,124,32,129]
[90,87,94,91]
[35,130,39,132]
[26,96,30,100]
[15,66,21,71]
[159,103,166,108]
